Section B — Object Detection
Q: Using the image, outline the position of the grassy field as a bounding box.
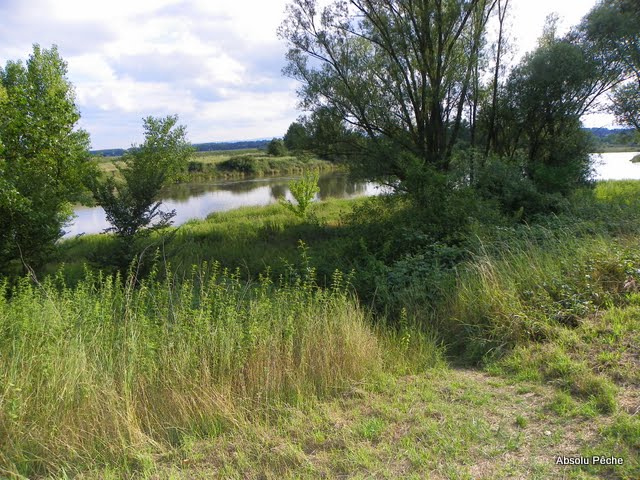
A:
[2,181,640,478]
[93,149,339,180]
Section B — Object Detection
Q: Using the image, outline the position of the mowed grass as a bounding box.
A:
[77,368,639,479]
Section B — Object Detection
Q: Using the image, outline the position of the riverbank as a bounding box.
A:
[593,144,640,153]
[94,148,341,181]
[2,181,640,478]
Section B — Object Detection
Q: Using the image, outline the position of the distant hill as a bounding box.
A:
[584,127,633,138]
[585,127,638,148]
[91,148,127,157]
[91,139,271,157]
[583,127,632,138]
[193,140,270,152]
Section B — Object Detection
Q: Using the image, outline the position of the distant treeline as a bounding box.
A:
[91,139,271,157]
[585,127,638,146]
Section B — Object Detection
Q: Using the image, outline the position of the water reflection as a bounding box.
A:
[65,172,387,238]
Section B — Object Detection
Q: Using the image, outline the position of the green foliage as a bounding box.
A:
[280,170,320,219]
[267,138,287,157]
[611,82,640,131]
[495,36,605,194]
[580,0,639,82]
[0,44,95,270]
[218,154,260,174]
[279,0,495,180]
[214,153,334,179]
[283,121,310,151]
[0,261,380,477]
[91,115,194,238]
[438,228,640,363]
[580,0,640,134]
[299,107,355,161]
[474,156,568,218]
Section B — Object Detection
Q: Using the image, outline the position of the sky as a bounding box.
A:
[0,0,611,150]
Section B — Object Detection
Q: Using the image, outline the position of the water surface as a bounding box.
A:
[65,152,640,238]
[592,151,640,180]
[65,172,387,237]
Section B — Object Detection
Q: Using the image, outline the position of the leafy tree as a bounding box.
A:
[493,25,620,193]
[0,44,94,270]
[611,83,640,131]
[300,107,358,160]
[579,0,640,132]
[580,0,639,81]
[279,0,497,184]
[92,115,194,238]
[283,122,310,151]
[267,138,288,156]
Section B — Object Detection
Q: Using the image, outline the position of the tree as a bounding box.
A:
[267,138,288,156]
[0,44,94,270]
[611,83,640,131]
[580,0,639,81]
[278,0,497,184]
[283,122,310,151]
[484,0,510,157]
[491,21,624,194]
[579,0,640,133]
[92,115,194,238]
[301,106,360,160]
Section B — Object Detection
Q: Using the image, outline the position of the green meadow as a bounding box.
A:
[3,1,639,477]
[1,180,639,479]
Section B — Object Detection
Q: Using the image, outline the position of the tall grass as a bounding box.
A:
[440,233,640,361]
[0,261,380,478]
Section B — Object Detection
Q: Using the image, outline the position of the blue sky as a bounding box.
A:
[0,0,609,149]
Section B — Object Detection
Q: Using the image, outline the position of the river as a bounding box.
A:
[64,152,639,238]
[64,172,387,237]
[591,151,640,180]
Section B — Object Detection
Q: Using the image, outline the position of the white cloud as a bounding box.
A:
[509,0,599,58]
[0,0,619,149]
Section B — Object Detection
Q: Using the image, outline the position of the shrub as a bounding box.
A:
[474,156,570,219]
[217,155,260,174]
[280,170,320,219]
[267,138,287,157]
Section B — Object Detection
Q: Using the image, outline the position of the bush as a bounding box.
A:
[474,157,569,219]
[218,155,260,174]
[279,170,320,219]
[187,160,204,172]
[267,138,287,157]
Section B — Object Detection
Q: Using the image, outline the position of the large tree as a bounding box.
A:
[279,0,497,182]
[490,17,626,194]
[0,45,94,270]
